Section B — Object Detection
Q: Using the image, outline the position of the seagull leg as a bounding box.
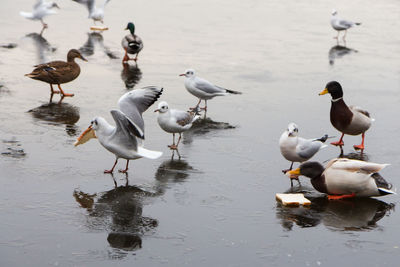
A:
[353,133,365,151]
[201,100,208,111]
[334,30,339,39]
[119,160,130,173]
[331,133,344,147]
[57,84,74,97]
[40,19,48,29]
[168,133,178,150]
[190,99,202,111]
[342,30,347,41]
[175,133,182,148]
[104,159,118,173]
[282,162,294,174]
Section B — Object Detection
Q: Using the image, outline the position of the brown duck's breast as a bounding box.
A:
[330,99,353,132]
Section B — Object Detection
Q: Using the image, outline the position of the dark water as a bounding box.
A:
[1,0,400,266]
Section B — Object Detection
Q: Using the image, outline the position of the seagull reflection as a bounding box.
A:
[73,182,158,254]
[79,32,118,59]
[329,44,358,65]
[183,117,235,144]
[28,102,80,136]
[276,195,394,231]
[24,32,56,63]
[121,62,142,89]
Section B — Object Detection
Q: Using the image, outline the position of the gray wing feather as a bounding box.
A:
[111,109,144,142]
[194,78,225,94]
[118,86,163,133]
[171,109,193,126]
[296,138,323,159]
[338,19,354,28]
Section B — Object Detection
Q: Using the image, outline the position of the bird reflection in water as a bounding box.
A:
[28,102,80,136]
[183,116,235,145]
[121,62,142,89]
[73,174,158,255]
[79,32,118,59]
[24,31,56,64]
[329,44,358,65]
[276,194,394,231]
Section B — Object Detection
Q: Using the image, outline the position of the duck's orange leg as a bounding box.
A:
[57,84,74,97]
[353,133,365,151]
[328,193,356,200]
[122,49,130,62]
[331,133,344,146]
[50,84,60,94]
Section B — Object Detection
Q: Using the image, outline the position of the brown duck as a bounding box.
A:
[25,49,87,100]
[319,81,373,151]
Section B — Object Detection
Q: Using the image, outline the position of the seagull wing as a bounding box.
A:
[194,77,225,94]
[110,110,143,152]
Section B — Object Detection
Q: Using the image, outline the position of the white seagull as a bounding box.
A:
[279,123,328,185]
[330,9,361,40]
[75,86,163,173]
[72,0,110,25]
[20,0,60,29]
[155,101,200,150]
[179,69,241,111]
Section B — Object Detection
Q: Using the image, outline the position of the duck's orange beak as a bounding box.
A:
[319,88,329,95]
[286,168,301,179]
[74,125,96,147]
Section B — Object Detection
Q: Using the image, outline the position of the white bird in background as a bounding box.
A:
[330,9,361,40]
[155,101,200,150]
[179,69,242,112]
[75,86,163,174]
[20,0,60,30]
[72,0,111,25]
[279,123,328,186]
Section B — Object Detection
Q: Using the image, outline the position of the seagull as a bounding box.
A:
[330,9,361,40]
[20,0,60,30]
[122,22,143,62]
[72,0,110,25]
[155,101,200,150]
[179,69,241,111]
[279,123,328,186]
[75,86,163,173]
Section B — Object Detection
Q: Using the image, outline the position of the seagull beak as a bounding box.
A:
[74,125,96,147]
[286,168,301,179]
[154,109,160,113]
[179,74,186,77]
[319,88,329,95]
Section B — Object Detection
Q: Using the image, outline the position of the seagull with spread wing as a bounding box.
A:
[72,0,110,25]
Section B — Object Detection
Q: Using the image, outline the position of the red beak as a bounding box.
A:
[179,74,186,77]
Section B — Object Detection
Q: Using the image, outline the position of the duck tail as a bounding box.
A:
[378,187,395,196]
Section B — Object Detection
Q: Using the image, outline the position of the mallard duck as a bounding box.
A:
[319,81,373,151]
[179,69,241,111]
[122,22,143,62]
[330,9,361,40]
[20,0,60,30]
[155,101,200,150]
[287,158,395,199]
[25,49,87,101]
[279,123,328,185]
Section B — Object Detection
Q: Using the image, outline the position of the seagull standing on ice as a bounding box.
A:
[179,69,241,111]
[72,0,111,25]
[155,101,200,150]
[330,9,361,40]
[20,0,60,30]
[75,86,163,174]
[279,123,328,186]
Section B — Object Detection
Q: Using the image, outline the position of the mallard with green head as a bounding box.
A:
[319,81,373,151]
[121,22,143,62]
[287,158,395,199]
[25,49,87,101]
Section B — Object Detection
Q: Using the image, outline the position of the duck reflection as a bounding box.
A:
[73,181,158,254]
[183,117,235,144]
[28,102,80,136]
[329,44,358,65]
[79,32,118,59]
[276,196,394,231]
[24,32,56,64]
[121,62,142,89]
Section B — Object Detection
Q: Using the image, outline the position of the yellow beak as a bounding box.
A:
[286,168,301,178]
[319,88,329,95]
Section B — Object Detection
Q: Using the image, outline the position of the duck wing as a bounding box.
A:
[349,105,371,118]
[329,158,388,174]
